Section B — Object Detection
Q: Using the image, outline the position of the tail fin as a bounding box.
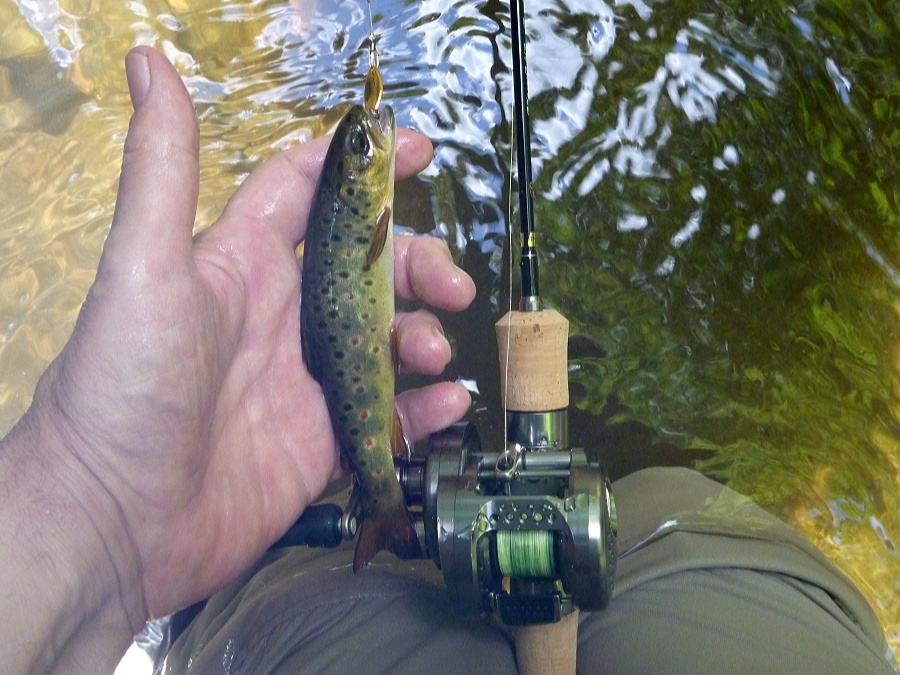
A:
[353,503,422,571]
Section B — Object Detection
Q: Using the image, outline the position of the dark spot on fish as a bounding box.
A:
[372,346,380,353]
[317,320,327,329]
[352,376,361,383]
[361,313,369,320]
[364,280,373,286]
[335,369,345,378]
[334,350,345,359]
[356,236,369,245]
[369,298,377,304]
[330,233,342,242]
[343,403,353,411]
[342,322,352,331]
[350,428,360,436]
[373,392,381,399]
[328,335,337,343]
[328,310,339,319]
[337,161,344,173]
[350,207,360,216]
[354,364,362,371]
[346,187,355,196]
[324,259,334,267]
[344,222,353,229]
[339,414,348,423]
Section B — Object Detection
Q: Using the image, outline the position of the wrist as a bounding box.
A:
[0,400,146,673]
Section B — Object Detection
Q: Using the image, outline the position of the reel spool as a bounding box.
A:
[398,423,617,626]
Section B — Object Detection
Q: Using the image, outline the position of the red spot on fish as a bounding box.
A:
[356,385,365,393]
[370,327,377,333]
[354,364,362,371]
[366,438,374,447]
[375,467,383,475]
[344,222,352,229]
[345,250,353,257]
[362,313,369,320]
[360,410,369,419]
[351,337,359,345]
[349,293,355,300]
[372,346,380,354]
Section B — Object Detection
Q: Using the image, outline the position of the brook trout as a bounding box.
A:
[300,104,421,570]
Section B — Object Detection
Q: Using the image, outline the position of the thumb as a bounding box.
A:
[100,46,200,279]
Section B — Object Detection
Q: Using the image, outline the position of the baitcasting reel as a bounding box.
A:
[397,418,617,626]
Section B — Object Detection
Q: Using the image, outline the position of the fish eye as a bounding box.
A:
[346,127,370,156]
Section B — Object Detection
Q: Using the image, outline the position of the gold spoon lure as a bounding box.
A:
[364,0,383,111]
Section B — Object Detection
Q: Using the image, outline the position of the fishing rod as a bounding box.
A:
[509,0,539,312]
[393,0,617,672]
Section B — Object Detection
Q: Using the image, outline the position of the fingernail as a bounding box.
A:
[125,50,151,110]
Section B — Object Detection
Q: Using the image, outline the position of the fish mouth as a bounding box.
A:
[373,105,396,151]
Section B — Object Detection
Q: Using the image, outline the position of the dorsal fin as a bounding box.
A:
[365,206,392,269]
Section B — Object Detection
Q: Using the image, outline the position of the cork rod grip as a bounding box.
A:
[511,609,579,675]
[495,309,569,412]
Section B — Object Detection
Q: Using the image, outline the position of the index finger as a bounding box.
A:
[217,129,434,247]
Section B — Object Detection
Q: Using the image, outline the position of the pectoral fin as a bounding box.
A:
[365,206,392,269]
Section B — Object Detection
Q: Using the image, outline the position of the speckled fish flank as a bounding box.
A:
[300,104,420,570]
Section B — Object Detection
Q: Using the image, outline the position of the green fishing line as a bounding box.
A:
[496,530,557,578]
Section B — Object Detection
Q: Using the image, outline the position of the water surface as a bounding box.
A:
[0,0,897,660]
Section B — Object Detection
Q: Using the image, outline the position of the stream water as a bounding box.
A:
[1,0,898,663]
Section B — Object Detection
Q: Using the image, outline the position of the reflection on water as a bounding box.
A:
[0,0,898,662]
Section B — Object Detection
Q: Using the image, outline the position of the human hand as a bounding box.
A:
[12,46,475,632]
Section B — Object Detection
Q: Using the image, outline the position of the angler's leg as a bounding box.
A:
[576,467,897,675]
[162,546,517,674]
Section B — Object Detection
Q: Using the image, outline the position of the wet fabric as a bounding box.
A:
[161,467,897,674]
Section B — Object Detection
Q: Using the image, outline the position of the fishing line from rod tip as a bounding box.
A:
[503,84,515,450]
